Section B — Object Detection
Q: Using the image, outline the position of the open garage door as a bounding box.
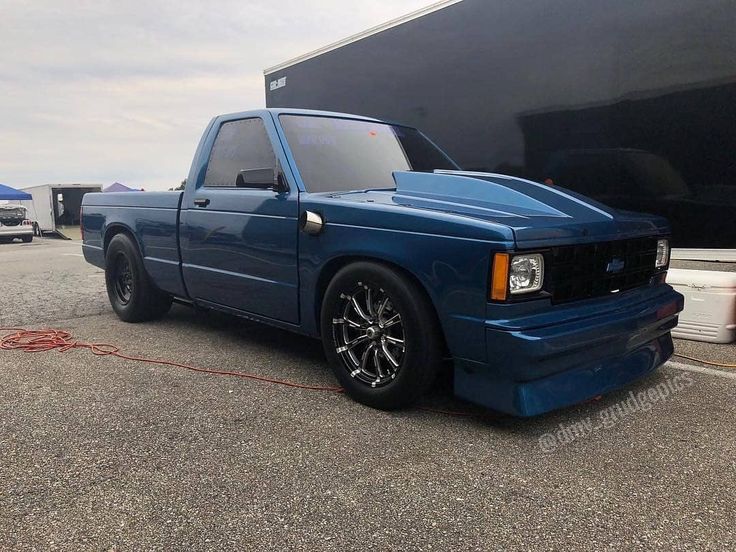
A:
[52,187,98,240]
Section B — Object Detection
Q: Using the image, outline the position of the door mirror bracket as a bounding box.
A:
[274,172,289,194]
[236,167,289,193]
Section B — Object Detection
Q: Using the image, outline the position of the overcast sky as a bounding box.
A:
[0,0,436,190]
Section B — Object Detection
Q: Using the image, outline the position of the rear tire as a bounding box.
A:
[320,262,442,410]
[105,233,172,322]
[21,235,33,243]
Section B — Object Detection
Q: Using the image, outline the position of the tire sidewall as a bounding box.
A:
[105,234,155,321]
[321,262,440,409]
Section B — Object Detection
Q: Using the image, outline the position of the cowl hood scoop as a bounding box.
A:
[393,170,573,219]
[391,170,668,246]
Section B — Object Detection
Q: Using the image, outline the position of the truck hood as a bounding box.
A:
[320,171,669,248]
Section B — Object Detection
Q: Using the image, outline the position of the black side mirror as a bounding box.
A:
[235,167,289,193]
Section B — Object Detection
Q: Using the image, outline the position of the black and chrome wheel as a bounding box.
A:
[321,261,443,410]
[105,233,172,322]
[333,283,406,387]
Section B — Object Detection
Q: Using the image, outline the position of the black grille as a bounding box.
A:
[545,237,659,304]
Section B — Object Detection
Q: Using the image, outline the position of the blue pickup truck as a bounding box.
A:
[81,109,684,416]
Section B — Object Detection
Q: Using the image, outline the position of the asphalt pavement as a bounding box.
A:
[1,238,734,550]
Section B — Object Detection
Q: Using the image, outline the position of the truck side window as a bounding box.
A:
[203,118,276,188]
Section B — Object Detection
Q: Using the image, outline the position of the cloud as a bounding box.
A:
[0,0,436,190]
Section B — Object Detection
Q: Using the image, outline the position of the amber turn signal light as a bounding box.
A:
[490,253,510,301]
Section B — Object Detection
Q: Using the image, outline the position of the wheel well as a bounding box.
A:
[103,225,138,255]
[314,256,448,352]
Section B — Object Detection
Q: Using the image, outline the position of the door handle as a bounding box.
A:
[193,198,210,207]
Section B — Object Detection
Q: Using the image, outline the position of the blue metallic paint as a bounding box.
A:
[81,192,186,298]
[81,108,684,416]
[179,112,303,323]
[181,187,299,323]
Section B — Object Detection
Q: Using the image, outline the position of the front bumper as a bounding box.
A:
[454,285,684,416]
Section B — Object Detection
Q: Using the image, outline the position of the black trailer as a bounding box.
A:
[265,0,736,257]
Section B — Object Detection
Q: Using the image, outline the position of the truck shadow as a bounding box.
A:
[160,305,688,436]
[162,304,492,416]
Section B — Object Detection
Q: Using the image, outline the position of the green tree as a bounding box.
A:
[169,178,186,191]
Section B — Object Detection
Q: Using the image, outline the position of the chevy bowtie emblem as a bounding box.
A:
[606,257,625,273]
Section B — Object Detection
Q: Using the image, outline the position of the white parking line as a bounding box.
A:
[665,360,736,381]
[62,253,84,257]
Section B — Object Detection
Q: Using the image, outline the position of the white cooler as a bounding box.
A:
[666,268,736,343]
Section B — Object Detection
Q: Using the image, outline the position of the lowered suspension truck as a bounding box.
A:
[81,109,684,416]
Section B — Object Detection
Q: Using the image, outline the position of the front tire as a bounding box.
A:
[105,233,172,322]
[320,262,443,410]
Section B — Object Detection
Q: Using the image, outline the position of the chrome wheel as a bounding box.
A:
[332,282,406,388]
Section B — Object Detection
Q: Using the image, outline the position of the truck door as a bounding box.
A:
[180,116,299,324]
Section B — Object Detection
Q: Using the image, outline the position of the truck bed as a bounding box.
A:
[84,191,183,209]
[81,191,186,297]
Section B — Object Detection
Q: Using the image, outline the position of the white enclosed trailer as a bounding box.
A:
[18,183,102,238]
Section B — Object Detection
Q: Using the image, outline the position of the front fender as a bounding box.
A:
[299,222,508,364]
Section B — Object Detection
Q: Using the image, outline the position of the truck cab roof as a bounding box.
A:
[213,108,391,126]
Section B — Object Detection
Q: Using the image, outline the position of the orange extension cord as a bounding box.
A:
[671,353,736,368]
[0,327,473,417]
[2,327,728,419]
[0,327,344,393]
[3,327,733,370]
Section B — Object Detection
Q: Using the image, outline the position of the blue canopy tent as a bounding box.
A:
[0,183,32,201]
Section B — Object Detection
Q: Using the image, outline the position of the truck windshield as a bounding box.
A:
[279,114,458,193]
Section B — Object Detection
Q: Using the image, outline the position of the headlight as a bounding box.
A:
[490,252,545,300]
[509,253,544,294]
[655,239,670,268]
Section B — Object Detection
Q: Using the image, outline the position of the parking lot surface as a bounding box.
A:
[1,239,734,550]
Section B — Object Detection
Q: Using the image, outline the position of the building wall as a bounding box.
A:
[266,0,736,250]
